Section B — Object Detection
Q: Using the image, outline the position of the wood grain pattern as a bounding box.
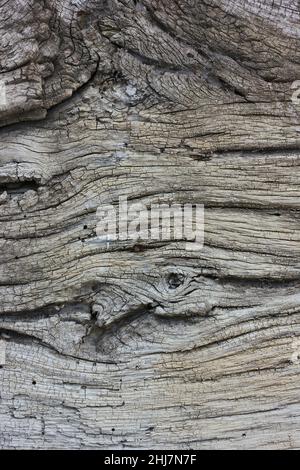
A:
[0,0,300,449]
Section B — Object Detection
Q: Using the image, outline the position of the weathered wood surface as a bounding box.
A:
[0,0,300,449]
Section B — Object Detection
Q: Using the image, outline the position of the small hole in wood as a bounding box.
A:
[167,273,184,289]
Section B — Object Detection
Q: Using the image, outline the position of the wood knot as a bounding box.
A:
[167,272,185,289]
